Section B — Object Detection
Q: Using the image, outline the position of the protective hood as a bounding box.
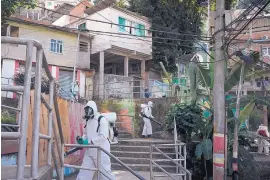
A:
[85,101,98,116]
[148,101,153,107]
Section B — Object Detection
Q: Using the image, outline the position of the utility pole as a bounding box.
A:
[213,0,226,179]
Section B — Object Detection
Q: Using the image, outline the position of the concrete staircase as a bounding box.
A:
[111,139,178,173]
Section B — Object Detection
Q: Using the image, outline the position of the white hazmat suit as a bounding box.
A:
[256,124,270,155]
[141,101,154,137]
[76,101,116,180]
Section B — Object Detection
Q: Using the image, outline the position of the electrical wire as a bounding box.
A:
[35,5,212,39]
[225,0,270,53]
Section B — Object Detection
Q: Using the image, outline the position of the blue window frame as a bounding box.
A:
[50,39,63,54]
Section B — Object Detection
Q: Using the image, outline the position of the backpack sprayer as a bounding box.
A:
[64,112,118,157]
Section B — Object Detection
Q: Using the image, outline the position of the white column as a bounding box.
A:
[99,51,104,99]
[124,56,129,77]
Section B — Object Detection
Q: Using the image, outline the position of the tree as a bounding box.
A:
[116,0,127,8]
[128,0,203,73]
[1,0,36,26]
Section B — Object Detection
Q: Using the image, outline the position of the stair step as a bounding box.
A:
[111,151,176,159]
[112,157,182,166]
[118,133,133,139]
[111,163,177,172]
[1,165,52,180]
[111,145,175,153]
[117,139,174,146]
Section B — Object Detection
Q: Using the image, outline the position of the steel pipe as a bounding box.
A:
[53,87,65,144]
[64,144,100,149]
[1,124,19,127]
[17,41,34,180]
[52,120,64,166]
[1,132,21,139]
[41,94,52,111]
[151,161,177,180]
[99,147,146,180]
[152,146,192,180]
[47,81,54,165]
[1,105,21,111]
[52,143,60,180]
[64,164,97,171]
[39,134,51,140]
[1,85,24,92]
[17,94,23,132]
[31,49,43,179]
[42,53,54,80]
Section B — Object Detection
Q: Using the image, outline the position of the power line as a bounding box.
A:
[36,5,212,39]
[226,0,270,54]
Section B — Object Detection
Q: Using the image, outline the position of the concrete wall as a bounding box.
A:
[1,20,89,68]
[93,73,135,99]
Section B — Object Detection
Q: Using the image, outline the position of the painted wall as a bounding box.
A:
[1,20,89,68]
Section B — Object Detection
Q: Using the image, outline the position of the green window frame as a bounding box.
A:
[118,17,126,32]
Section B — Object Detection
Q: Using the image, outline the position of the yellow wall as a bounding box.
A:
[1,21,78,68]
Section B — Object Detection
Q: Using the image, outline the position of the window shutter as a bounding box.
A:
[139,24,145,36]
[118,17,126,32]
[134,23,140,36]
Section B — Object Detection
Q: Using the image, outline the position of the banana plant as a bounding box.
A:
[187,50,267,179]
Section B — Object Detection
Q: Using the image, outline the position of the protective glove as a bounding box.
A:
[76,136,89,145]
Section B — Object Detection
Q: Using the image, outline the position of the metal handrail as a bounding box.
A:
[151,161,177,180]
[1,36,63,180]
[65,144,146,180]
[151,145,192,180]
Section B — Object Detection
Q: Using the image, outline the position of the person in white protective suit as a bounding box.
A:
[141,101,154,138]
[256,124,270,155]
[76,101,116,180]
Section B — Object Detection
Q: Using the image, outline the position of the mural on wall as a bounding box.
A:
[97,99,136,134]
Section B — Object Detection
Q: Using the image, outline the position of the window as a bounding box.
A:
[118,17,126,32]
[262,47,270,56]
[78,23,86,30]
[10,26,19,38]
[50,39,63,54]
[79,41,88,52]
[27,11,40,20]
[118,16,145,37]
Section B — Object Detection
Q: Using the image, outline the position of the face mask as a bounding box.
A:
[83,107,94,119]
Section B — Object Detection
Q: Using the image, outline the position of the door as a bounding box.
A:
[59,70,73,100]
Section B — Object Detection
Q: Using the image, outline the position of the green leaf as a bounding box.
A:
[195,143,202,159]
[239,101,255,124]
[197,64,211,88]
[209,51,215,89]
[201,139,213,160]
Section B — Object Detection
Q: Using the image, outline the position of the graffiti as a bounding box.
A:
[97,99,135,134]
[1,153,17,166]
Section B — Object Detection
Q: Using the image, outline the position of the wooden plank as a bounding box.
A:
[26,91,34,165]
